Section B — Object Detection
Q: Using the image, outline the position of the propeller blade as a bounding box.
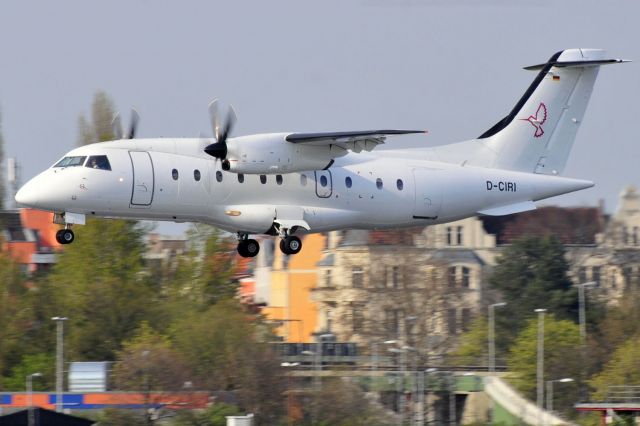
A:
[208,99,220,141]
[111,112,123,140]
[127,108,140,139]
[219,105,236,144]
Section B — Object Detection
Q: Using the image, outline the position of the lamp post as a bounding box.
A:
[51,316,68,413]
[546,378,573,415]
[488,303,507,373]
[420,368,437,425]
[27,372,42,426]
[281,362,300,426]
[535,308,547,426]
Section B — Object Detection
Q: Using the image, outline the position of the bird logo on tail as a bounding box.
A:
[520,102,547,138]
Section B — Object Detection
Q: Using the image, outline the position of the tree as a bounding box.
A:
[490,236,579,346]
[77,91,117,145]
[507,315,581,415]
[589,336,640,401]
[2,353,55,391]
[48,219,159,361]
[448,316,488,366]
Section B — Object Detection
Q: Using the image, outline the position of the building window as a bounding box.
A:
[397,179,403,191]
[193,169,201,181]
[457,226,463,245]
[461,308,471,332]
[260,175,267,184]
[276,175,283,185]
[345,176,352,188]
[352,266,364,288]
[448,266,457,287]
[446,227,453,245]
[376,178,383,190]
[385,309,400,336]
[447,308,457,335]
[237,173,244,183]
[172,169,179,180]
[324,270,332,287]
[634,227,639,246]
[300,174,307,186]
[352,306,364,333]
[592,266,601,285]
[578,267,587,284]
[392,266,400,289]
[216,171,223,182]
[461,267,470,288]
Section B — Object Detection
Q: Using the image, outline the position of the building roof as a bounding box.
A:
[317,253,335,267]
[431,249,485,265]
[0,407,95,426]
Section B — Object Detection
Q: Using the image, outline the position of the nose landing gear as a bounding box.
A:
[55,228,75,245]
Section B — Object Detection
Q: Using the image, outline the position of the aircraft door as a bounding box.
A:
[315,170,332,198]
[129,151,154,206]
[412,169,441,219]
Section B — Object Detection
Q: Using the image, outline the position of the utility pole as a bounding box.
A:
[535,308,547,426]
[488,303,507,373]
[27,372,42,426]
[51,316,68,413]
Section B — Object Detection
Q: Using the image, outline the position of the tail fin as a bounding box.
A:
[441,49,627,174]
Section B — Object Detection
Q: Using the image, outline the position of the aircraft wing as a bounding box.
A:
[285,130,425,153]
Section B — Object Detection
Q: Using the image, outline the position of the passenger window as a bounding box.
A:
[194,170,201,181]
[260,175,267,184]
[276,175,283,185]
[320,175,328,187]
[216,171,223,182]
[345,176,352,188]
[238,174,244,183]
[85,155,111,171]
[397,179,404,191]
[172,169,179,180]
[54,156,87,168]
[376,178,383,190]
[300,174,307,186]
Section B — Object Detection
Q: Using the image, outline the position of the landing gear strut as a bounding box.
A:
[236,233,260,258]
[55,228,75,245]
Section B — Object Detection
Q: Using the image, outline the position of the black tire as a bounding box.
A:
[283,236,302,255]
[55,230,64,244]
[60,229,74,244]
[237,241,249,257]
[280,239,288,255]
[245,239,260,257]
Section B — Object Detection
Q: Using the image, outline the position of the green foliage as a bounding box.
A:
[449,316,488,366]
[489,236,578,346]
[77,90,117,145]
[507,315,581,412]
[589,336,640,400]
[112,322,189,392]
[94,408,147,426]
[170,403,244,426]
[49,218,158,361]
[2,353,55,391]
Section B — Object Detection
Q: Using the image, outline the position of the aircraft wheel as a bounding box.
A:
[282,236,302,255]
[57,229,74,245]
[237,239,260,258]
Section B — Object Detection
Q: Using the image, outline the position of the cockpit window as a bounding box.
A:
[54,156,87,168]
[85,155,111,171]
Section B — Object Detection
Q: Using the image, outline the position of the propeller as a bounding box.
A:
[111,108,140,140]
[204,99,236,169]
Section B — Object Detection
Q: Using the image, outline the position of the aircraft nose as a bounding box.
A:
[15,178,40,208]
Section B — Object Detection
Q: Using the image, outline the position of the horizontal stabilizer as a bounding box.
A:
[478,201,536,216]
[524,58,630,71]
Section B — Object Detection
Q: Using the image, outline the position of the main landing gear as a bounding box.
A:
[55,228,75,245]
[235,231,303,258]
[236,234,260,258]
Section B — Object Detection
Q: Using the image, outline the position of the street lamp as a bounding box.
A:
[51,316,68,413]
[535,308,547,426]
[488,303,507,373]
[27,372,42,426]
[281,362,300,426]
[546,378,573,414]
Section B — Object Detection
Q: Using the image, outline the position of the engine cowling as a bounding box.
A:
[221,133,347,174]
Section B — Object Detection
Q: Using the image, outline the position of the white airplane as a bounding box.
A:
[16,48,627,257]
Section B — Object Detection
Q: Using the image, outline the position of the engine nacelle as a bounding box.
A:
[222,133,347,174]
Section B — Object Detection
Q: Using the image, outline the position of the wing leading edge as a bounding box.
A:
[285,129,425,153]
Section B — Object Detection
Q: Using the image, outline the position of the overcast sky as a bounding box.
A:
[1,0,638,227]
